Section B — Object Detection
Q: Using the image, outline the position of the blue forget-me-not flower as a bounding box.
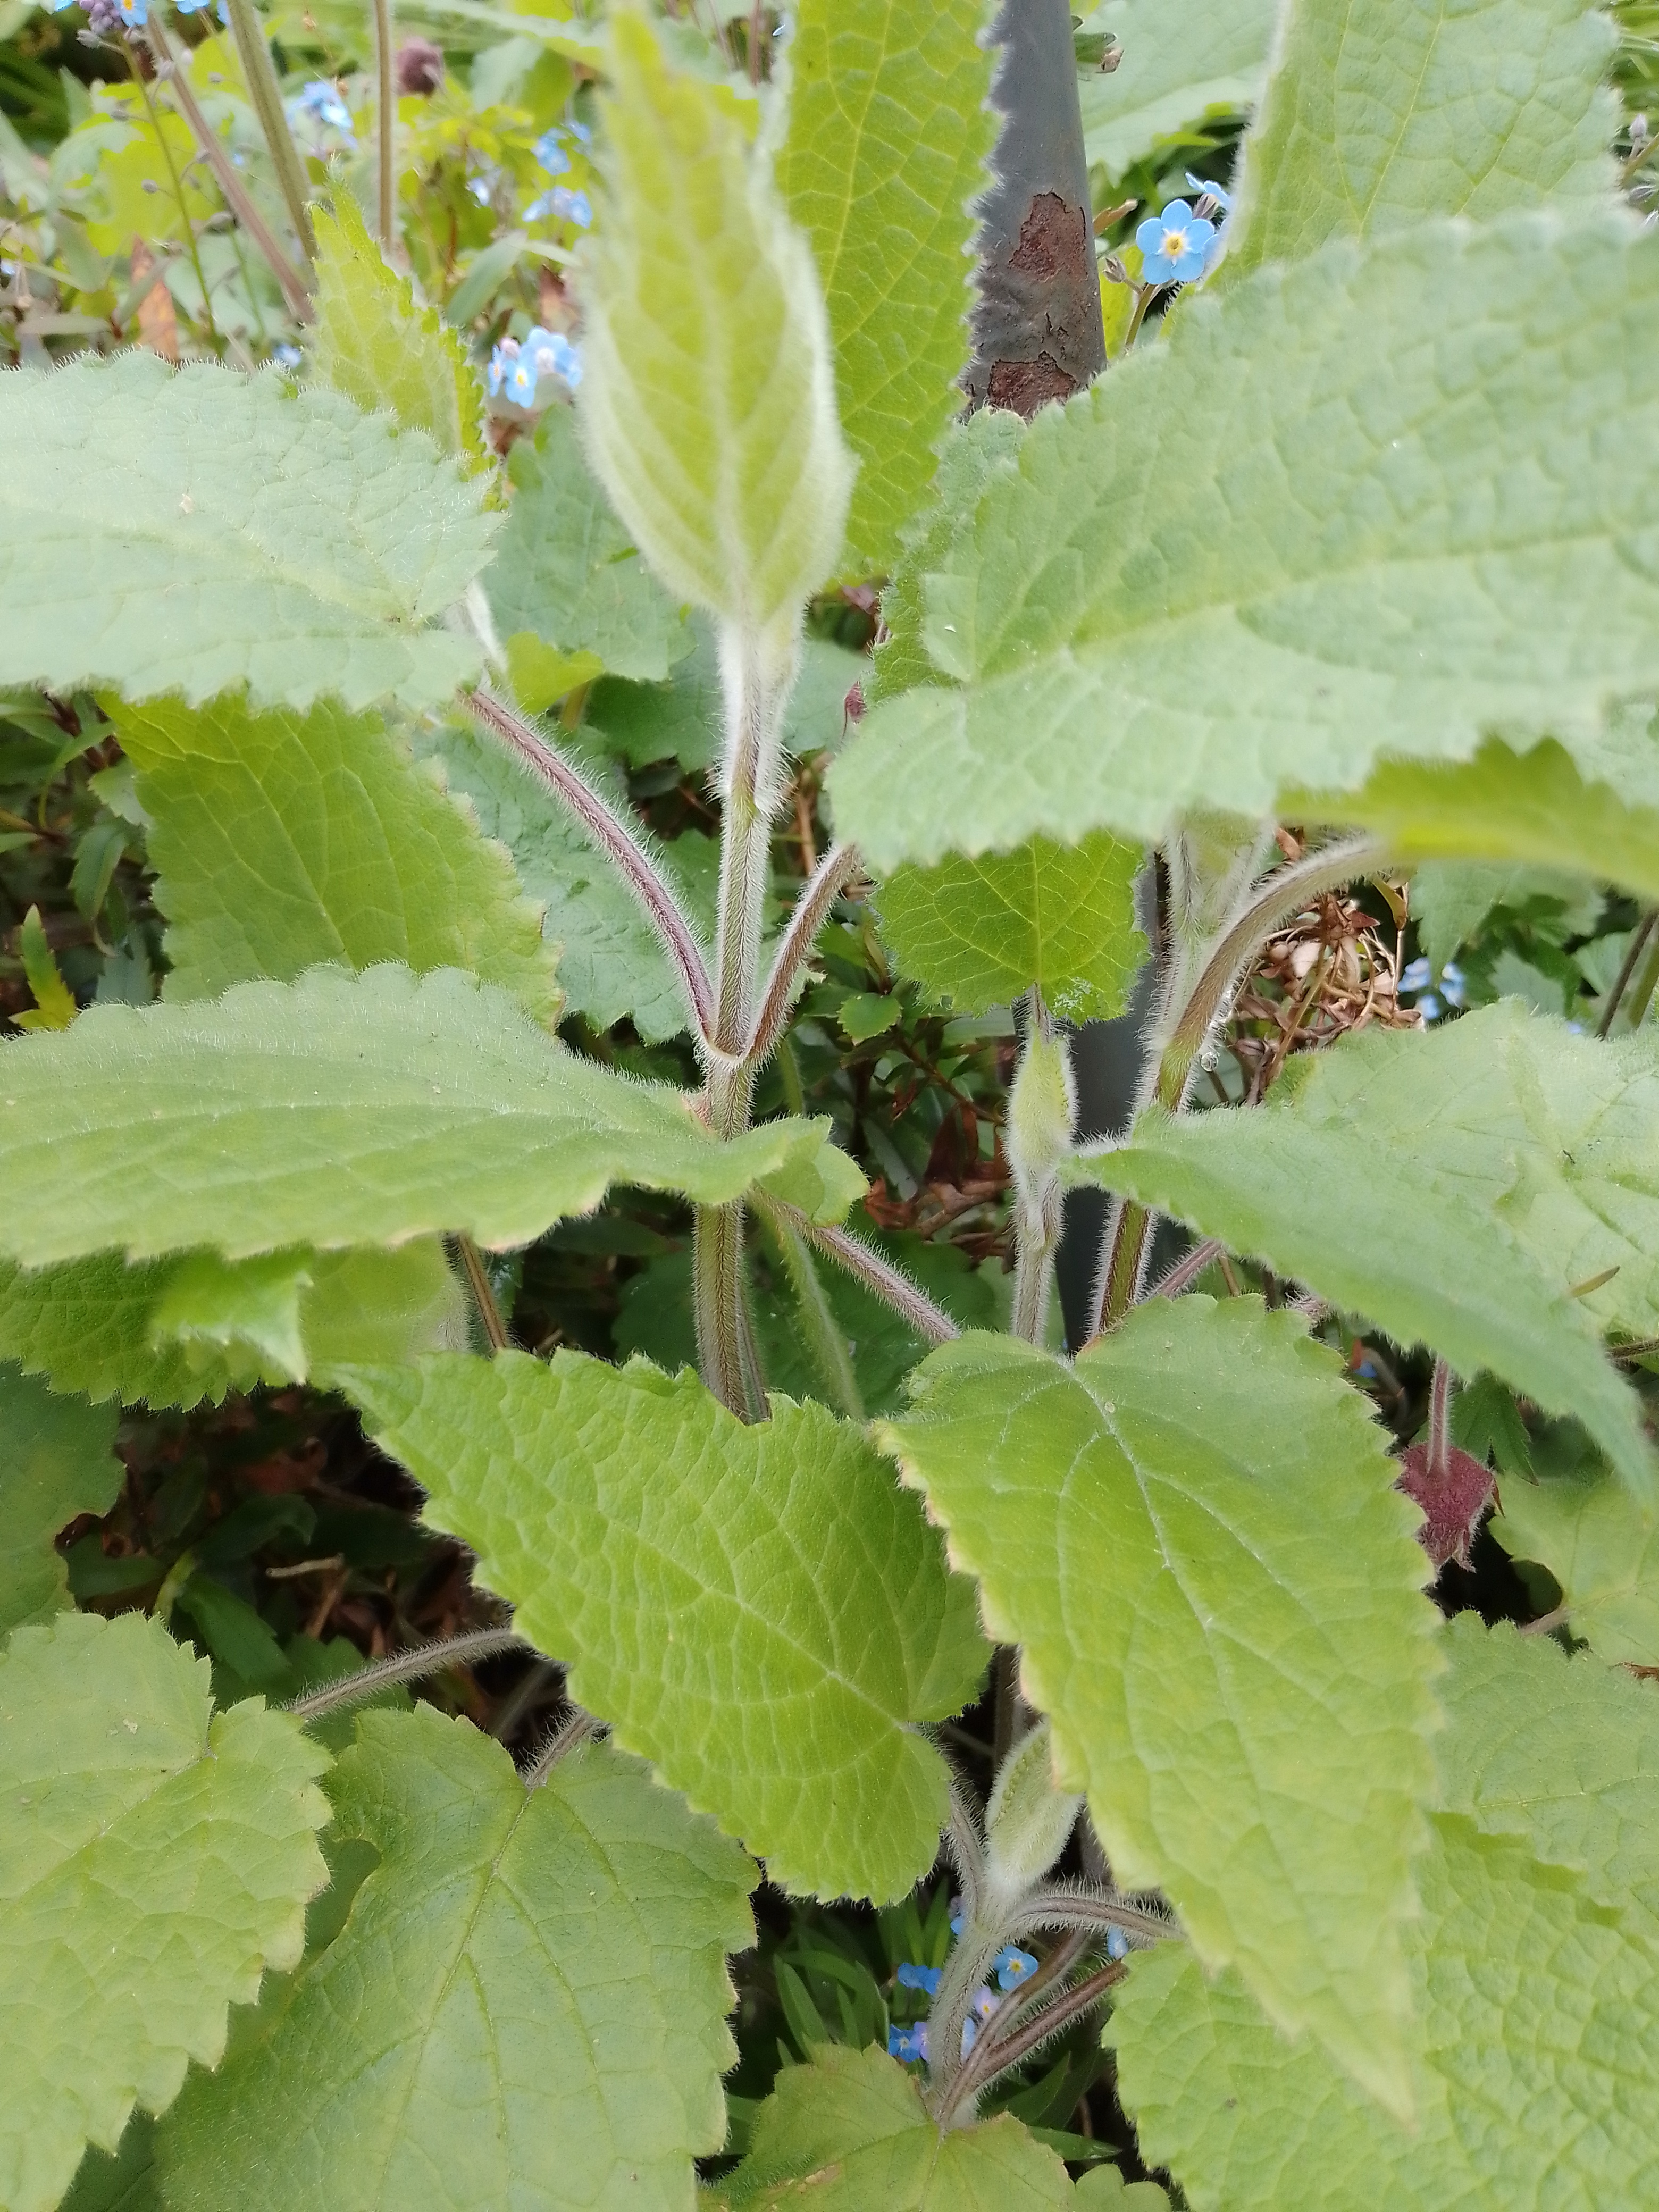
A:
[1135,200,1216,286]
[1400,958,1465,1024]
[289,80,355,140]
[488,326,582,407]
[895,1961,942,1996]
[887,2021,928,2064]
[533,127,571,176]
[1185,171,1234,214]
[1106,1925,1130,1963]
[992,1945,1037,1991]
[527,183,592,229]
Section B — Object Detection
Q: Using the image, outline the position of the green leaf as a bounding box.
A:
[484,406,692,683]
[1492,1461,1659,1664]
[309,190,488,469]
[1114,1817,1659,2212]
[0,1365,121,1634]
[876,832,1145,1020]
[0,1611,329,2212]
[1436,1612,1659,1930]
[1074,1004,1657,1492]
[347,1352,990,1900]
[0,965,855,1267]
[416,717,716,1040]
[15,905,76,1031]
[1076,0,1277,175]
[878,1300,1442,2113]
[1226,0,1618,280]
[777,0,996,575]
[869,409,1024,708]
[1110,1618,1659,2210]
[714,2043,1072,2208]
[1293,738,1659,908]
[579,14,852,656]
[156,1710,756,2210]
[827,215,1659,865]
[111,692,561,1026]
[0,355,496,713]
[0,1243,465,1410]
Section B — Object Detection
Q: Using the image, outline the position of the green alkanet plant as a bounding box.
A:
[4,0,1659,2203]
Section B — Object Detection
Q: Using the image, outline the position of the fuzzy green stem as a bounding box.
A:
[1088,835,1386,1339]
[693,627,796,1417]
[285,1627,525,1718]
[373,0,396,247]
[125,33,222,350]
[145,16,313,323]
[767,1208,864,1420]
[223,0,316,265]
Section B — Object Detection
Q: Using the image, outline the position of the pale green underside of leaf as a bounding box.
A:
[310,191,489,469]
[777,0,995,576]
[0,965,855,1267]
[1226,0,1618,280]
[1437,1613,1659,1935]
[112,693,561,1026]
[0,355,495,712]
[1111,1619,1659,2210]
[156,1709,755,2211]
[869,408,1024,709]
[1076,0,1277,175]
[828,215,1659,866]
[484,406,693,683]
[0,1364,121,1633]
[0,1612,329,2212]
[879,1300,1441,2111]
[1493,1463,1659,1664]
[1080,1002,1657,1489]
[347,1351,990,1901]
[579,16,852,641]
[714,2043,1071,2208]
[1294,735,1659,907]
[418,717,717,1040]
[876,831,1145,1021]
[0,1243,465,1410]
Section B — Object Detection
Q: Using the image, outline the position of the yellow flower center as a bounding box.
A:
[1162,228,1188,258]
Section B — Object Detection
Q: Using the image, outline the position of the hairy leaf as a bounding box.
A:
[1114,1819,1659,2211]
[580,14,852,651]
[1436,1613,1659,1933]
[1077,0,1277,175]
[348,1352,991,1900]
[419,716,716,1040]
[715,2043,1071,2208]
[0,1365,121,1633]
[485,406,692,684]
[158,1711,753,2211]
[827,216,1659,864]
[0,1612,329,2212]
[310,191,488,468]
[879,1300,1441,2111]
[1075,1004,1657,1491]
[869,409,1024,707]
[1227,0,1618,278]
[1111,1619,1659,2209]
[876,831,1145,1020]
[0,355,495,712]
[1492,1462,1659,1664]
[1296,737,1659,906]
[112,693,560,1025]
[0,965,856,1267]
[777,0,995,575]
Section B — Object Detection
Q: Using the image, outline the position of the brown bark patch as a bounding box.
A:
[987,352,1078,416]
[1008,190,1092,284]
